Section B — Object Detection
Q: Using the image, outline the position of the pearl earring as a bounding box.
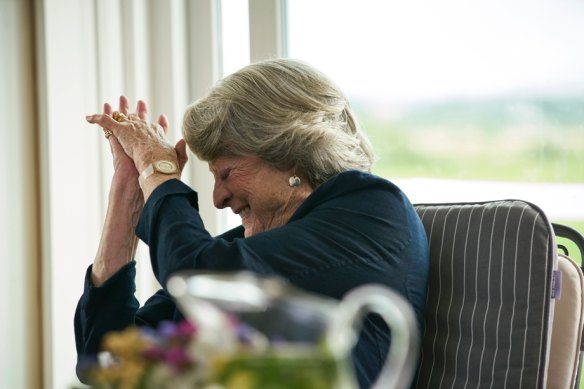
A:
[288,175,301,187]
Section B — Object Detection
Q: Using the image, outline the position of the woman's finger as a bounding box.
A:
[108,133,123,155]
[119,96,130,116]
[158,114,169,135]
[86,114,122,132]
[101,103,114,139]
[103,103,113,115]
[136,100,148,120]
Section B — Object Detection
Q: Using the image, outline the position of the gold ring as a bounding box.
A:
[112,112,127,122]
[103,129,113,139]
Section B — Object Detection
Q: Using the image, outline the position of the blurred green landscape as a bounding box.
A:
[354,96,584,239]
[357,97,584,182]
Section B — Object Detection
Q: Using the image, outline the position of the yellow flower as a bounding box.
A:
[102,327,152,359]
[225,371,254,389]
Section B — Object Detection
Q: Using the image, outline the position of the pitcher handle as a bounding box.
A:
[326,285,420,389]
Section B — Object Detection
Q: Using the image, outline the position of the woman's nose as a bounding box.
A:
[213,180,231,209]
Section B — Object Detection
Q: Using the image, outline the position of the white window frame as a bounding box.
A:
[34,1,225,388]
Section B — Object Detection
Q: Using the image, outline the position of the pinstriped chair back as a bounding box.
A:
[413,200,557,389]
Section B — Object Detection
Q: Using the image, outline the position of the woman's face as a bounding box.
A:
[209,156,311,237]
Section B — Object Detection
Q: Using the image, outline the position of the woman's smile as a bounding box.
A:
[238,206,251,228]
[209,156,311,237]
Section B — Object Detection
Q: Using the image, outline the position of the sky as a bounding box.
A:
[285,0,584,103]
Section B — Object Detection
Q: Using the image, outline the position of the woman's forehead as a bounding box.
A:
[208,156,263,172]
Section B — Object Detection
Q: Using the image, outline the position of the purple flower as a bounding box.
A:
[158,321,178,339]
[156,320,198,344]
[164,346,192,371]
[235,323,256,344]
[142,345,165,361]
[175,320,197,339]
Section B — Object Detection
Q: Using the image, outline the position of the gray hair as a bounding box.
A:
[182,58,375,188]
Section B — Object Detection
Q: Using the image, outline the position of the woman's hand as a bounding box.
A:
[87,96,187,200]
[90,97,188,286]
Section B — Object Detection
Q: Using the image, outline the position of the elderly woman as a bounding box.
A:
[77,58,429,388]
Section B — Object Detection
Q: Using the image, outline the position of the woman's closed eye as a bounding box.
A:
[219,168,231,181]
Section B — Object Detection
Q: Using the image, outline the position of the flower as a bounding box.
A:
[79,318,343,389]
[85,320,204,389]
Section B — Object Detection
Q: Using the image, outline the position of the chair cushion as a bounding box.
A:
[414,200,556,389]
[546,253,584,389]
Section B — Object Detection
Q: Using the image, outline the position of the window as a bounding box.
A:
[287,0,584,239]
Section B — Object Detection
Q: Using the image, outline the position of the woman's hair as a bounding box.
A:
[182,58,375,187]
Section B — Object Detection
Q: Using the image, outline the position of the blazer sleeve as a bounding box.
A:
[74,262,139,379]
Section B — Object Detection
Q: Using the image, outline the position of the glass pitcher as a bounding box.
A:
[167,271,419,389]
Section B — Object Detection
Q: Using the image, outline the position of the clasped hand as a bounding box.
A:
[86,96,188,193]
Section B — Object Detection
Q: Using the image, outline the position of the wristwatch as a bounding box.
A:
[139,160,179,188]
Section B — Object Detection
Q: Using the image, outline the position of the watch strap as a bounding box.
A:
[139,164,155,189]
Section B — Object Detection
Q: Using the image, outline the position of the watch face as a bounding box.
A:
[154,160,178,174]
